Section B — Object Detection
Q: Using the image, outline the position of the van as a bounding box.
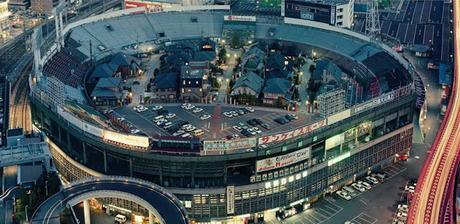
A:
[114,214,127,223]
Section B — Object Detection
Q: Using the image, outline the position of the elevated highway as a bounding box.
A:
[31,176,188,224]
[407,1,458,223]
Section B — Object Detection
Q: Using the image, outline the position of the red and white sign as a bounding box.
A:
[258,119,327,145]
[256,147,310,173]
[124,0,163,12]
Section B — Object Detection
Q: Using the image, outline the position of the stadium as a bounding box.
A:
[29,6,416,223]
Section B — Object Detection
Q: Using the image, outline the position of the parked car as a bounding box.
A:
[200,114,211,120]
[336,190,351,200]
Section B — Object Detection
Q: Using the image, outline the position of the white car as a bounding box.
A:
[193,108,203,113]
[200,114,211,120]
[336,190,351,200]
[130,129,140,134]
[358,181,372,190]
[251,127,262,134]
[398,204,408,213]
[165,113,176,119]
[223,112,233,118]
[233,126,242,132]
[397,212,407,218]
[351,183,366,192]
[230,111,238,117]
[245,107,255,112]
[173,130,185,136]
[181,133,191,138]
[365,176,379,185]
[152,105,163,111]
[406,185,415,193]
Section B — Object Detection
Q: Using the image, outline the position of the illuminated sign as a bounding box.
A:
[327,152,350,166]
[203,138,257,152]
[258,119,326,145]
[256,147,310,173]
[224,15,257,22]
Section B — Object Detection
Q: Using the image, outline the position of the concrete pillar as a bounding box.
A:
[83,200,91,224]
[149,212,155,224]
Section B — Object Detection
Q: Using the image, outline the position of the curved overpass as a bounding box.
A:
[407,1,459,223]
[31,176,188,224]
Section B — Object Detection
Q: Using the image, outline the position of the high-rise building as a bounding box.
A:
[282,0,355,28]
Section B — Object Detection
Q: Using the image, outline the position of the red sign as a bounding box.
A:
[124,0,163,12]
[258,119,326,145]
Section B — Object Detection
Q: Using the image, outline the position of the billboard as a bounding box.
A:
[203,138,257,152]
[258,119,326,145]
[256,147,310,173]
[124,0,166,12]
[224,15,257,22]
[58,107,149,148]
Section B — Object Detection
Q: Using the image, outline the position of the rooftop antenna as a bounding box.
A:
[365,0,381,41]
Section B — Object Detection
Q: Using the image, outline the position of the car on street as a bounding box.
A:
[358,181,372,190]
[245,107,255,112]
[223,112,233,118]
[261,123,271,130]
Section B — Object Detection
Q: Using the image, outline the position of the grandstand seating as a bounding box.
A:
[42,50,88,88]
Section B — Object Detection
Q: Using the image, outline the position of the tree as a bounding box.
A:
[217,47,227,65]
[231,33,241,49]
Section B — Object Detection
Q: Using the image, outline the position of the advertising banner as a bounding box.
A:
[258,119,326,145]
[256,147,310,173]
[203,138,257,152]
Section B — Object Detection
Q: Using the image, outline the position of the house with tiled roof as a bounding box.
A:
[231,72,264,97]
[262,78,292,105]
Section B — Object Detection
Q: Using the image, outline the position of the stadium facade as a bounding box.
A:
[30,7,416,222]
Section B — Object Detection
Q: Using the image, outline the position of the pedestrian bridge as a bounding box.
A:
[31,176,189,224]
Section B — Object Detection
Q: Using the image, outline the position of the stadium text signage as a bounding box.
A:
[224,15,256,22]
[256,147,310,173]
[203,138,257,152]
[258,119,326,145]
[353,85,412,114]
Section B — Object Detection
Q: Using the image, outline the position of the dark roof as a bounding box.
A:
[154,73,179,89]
[95,77,121,88]
[42,51,89,88]
[266,53,285,70]
[232,72,264,94]
[266,69,289,80]
[91,63,117,79]
[263,78,291,95]
[313,59,343,81]
[192,51,216,62]
[110,52,137,67]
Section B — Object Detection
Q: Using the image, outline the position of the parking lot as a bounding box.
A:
[264,162,408,224]
[114,103,317,140]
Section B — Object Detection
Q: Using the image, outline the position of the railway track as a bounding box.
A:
[9,62,32,133]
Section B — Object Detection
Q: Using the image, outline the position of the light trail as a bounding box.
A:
[408,1,459,223]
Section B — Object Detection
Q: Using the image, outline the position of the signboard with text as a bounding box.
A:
[256,147,310,173]
[203,138,257,152]
[258,119,326,145]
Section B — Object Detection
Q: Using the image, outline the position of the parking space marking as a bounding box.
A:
[351,213,378,224]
